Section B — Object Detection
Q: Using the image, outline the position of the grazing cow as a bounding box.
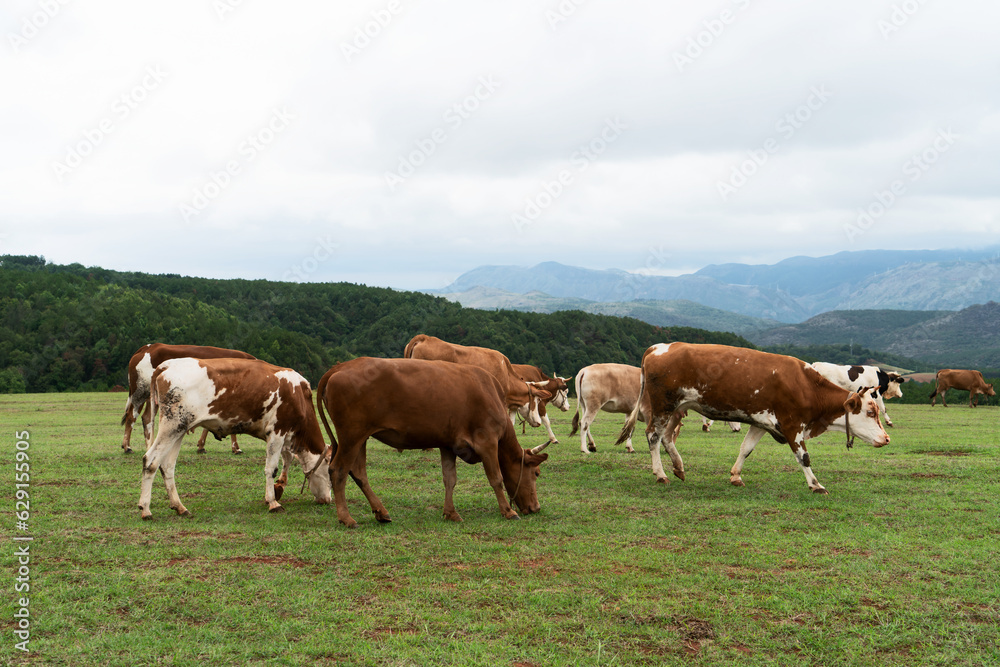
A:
[615,343,890,494]
[511,364,571,446]
[570,363,651,454]
[930,369,996,407]
[121,343,255,454]
[316,357,549,528]
[403,334,551,426]
[810,362,906,427]
[137,357,332,519]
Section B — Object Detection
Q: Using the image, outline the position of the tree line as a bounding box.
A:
[0,256,750,393]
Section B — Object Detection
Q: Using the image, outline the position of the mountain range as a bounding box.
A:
[432,248,1000,324]
[427,248,1000,368]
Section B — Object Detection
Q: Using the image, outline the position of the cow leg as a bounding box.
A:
[272,449,292,501]
[646,414,684,484]
[439,449,462,522]
[970,390,978,408]
[729,426,766,487]
[790,440,826,494]
[541,413,559,444]
[346,443,391,523]
[229,435,241,454]
[141,401,155,448]
[138,427,185,520]
[480,451,519,520]
[195,428,209,454]
[161,443,192,517]
[579,409,599,453]
[121,396,141,453]
[877,395,892,427]
[263,436,286,512]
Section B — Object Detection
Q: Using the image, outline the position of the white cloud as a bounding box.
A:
[2,0,999,289]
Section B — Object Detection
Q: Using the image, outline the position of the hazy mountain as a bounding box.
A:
[747,302,1000,368]
[436,248,1000,322]
[441,286,781,335]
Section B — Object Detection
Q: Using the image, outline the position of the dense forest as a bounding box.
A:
[0,255,751,393]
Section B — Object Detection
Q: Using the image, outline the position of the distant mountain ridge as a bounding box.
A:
[433,248,1000,323]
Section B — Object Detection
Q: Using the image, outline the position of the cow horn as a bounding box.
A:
[529,441,551,455]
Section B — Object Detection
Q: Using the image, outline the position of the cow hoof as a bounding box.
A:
[812,487,829,495]
[444,513,463,523]
[179,510,193,518]
[233,449,243,455]
[375,513,392,524]
[339,518,359,529]
[273,486,284,501]
[587,446,597,453]
[268,504,285,513]
[730,480,745,487]
[655,476,669,484]
[141,513,152,521]
[197,449,206,455]
[673,470,686,482]
[507,513,521,520]
[123,448,133,455]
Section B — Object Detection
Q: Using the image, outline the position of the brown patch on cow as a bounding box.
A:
[847,365,865,382]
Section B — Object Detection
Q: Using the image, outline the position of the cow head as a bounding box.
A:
[842,387,890,448]
[883,373,905,401]
[985,382,997,397]
[303,448,333,504]
[519,383,553,427]
[504,449,549,515]
[548,377,572,412]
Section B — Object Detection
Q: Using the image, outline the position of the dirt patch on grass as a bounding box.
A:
[222,555,310,568]
[910,472,952,479]
[922,450,972,457]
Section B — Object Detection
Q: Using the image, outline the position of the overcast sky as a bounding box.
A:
[2,1,997,290]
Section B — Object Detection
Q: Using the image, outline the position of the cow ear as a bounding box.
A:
[844,392,863,414]
[530,386,553,400]
[525,451,549,465]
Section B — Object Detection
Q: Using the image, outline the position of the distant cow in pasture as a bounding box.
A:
[571,363,650,454]
[700,418,742,433]
[403,334,551,426]
[121,343,255,454]
[616,343,890,494]
[316,357,549,528]
[810,362,906,427]
[137,358,332,520]
[511,363,571,447]
[930,369,996,407]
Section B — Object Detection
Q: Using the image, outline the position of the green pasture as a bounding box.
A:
[2,393,998,666]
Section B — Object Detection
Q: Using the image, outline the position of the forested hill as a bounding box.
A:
[0,255,753,393]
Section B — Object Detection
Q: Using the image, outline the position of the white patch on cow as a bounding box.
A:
[136,352,154,390]
[275,369,307,386]
[158,358,226,421]
[649,343,672,357]
[748,410,779,429]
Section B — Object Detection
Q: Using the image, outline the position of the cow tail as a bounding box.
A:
[929,370,940,400]
[120,393,133,426]
[615,366,645,446]
[569,368,585,436]
[315,371,339,456]
[148,371,160,430]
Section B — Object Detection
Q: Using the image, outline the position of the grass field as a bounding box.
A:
[2,392,999,666]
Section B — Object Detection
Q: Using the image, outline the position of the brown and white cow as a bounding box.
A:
[570,363,651,453]
[511,364,571,446]
[403,334,551,427]
[316,357,548,528]
[810,362,905,427]
[930,369,996,407]
[615,343,890,493]
[137,357,332,519]
[121,343,255,454]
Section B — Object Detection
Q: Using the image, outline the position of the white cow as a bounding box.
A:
[809,362,905,427]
